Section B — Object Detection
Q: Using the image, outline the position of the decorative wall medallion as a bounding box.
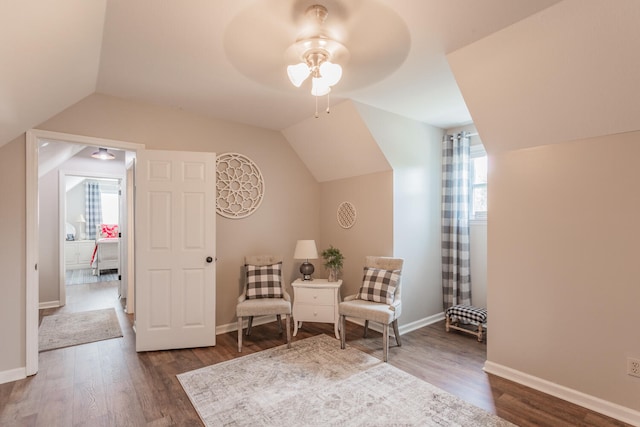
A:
[337,201,357,229]
[216,153,265,219]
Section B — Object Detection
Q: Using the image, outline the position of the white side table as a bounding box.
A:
[292,279,342,339]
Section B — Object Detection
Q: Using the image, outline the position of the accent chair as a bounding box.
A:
[339,256,404,362]
[236,255,292,352]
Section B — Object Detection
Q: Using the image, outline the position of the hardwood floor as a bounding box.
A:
[1,282,632,426]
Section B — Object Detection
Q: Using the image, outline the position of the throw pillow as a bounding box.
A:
[357,267,401,304]
[245,262,283,299]
[101,224,119,238]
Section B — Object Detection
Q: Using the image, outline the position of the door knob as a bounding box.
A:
[206,256,213,263]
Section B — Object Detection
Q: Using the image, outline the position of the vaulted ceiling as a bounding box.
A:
[0,0,564,149]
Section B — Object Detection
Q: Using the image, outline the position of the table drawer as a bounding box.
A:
[295,288,334,305]
[293,303,335,322]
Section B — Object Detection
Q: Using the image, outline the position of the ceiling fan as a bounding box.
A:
[223,1,410,115]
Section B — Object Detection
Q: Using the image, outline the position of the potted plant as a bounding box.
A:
[321,245,344,282]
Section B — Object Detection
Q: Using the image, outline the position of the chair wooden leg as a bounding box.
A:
[383,324,389,362]
[285,314,291,348]
[237,317,243,352]
[363,320,369,338]
[246,316,253,336]
[340,315,346,349]
[276,314,283,334]
[392,319,402,347]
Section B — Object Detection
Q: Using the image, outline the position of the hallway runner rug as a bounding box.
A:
[39,308,123,352]
[177,334,514,426]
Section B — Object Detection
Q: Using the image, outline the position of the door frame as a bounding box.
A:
[25,129,144,376]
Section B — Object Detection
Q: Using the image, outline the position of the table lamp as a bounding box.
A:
[76,214,87,240]
[294,240,318,281]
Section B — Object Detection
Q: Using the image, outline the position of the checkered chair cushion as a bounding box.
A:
[445,305,487,324]
[245,262,283,299]
[356,267,401,304]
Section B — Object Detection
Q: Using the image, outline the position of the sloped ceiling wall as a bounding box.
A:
[281,100,392,182]
[447,0,640,154]
[0,0,106,146]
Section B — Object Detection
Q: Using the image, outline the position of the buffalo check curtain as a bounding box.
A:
[441,132,472,310]
[85,180,103,240]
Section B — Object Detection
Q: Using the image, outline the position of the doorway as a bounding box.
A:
[26,130,144,375]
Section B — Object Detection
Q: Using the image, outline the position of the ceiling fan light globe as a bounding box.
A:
[311,77,331,96]
[319,61,342,86]
[287,63,310,87]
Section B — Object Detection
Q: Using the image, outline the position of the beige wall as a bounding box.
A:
[319,171,394,297]
[0,136,27,373]
[0,93,406,376]
[489,131,640,411]
[2,93,444,378]
[36,93,322,328]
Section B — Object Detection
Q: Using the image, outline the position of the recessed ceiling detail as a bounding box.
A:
[223,0,411,94]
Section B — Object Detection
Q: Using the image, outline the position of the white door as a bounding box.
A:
[135,149,216,352]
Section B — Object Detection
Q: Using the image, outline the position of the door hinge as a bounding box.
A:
[118,275,122,281]
[35,263,38,271]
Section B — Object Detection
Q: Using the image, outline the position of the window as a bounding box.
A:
[470,146,487,221]
[101,192,119,224]
[100,179,120,225]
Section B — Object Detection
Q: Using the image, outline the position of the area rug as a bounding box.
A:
[177,334,514,426]
[39,308,123,352]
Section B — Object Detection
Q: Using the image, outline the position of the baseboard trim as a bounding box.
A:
[216,313,446,337]
[39,300,60,309]
[216,315,279,335]
[0,367,26,385]
[399,312,445,335]
[345,312,446,336]
[484,361,640,426]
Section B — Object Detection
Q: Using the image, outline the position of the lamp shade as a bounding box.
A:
[287,62,311,87]
[311,77,331,97]
[319,61,342,86]
[76,214,86,223]
[294,240,318,260]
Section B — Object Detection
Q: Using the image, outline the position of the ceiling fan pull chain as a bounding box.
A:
[326,92,331,114]
[315,95,319,118]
